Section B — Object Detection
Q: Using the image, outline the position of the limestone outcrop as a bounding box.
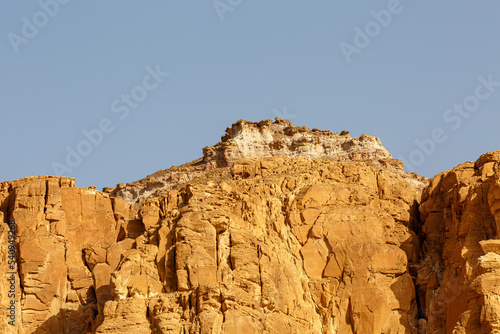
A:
[202,118,391,167]
[111,118,427,204]
[2,118,500,333]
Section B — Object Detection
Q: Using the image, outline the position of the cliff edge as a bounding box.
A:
[1,119,499,333]
[111,118,427,204]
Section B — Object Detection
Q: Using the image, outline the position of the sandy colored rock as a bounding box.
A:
[95,296,150,334]
[479,239,500,255]
[417,151,500,333]
[4,119,500,333]
[112,118,427,204]
[0,176,123,333]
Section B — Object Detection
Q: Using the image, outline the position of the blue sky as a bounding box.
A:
[1,1,500,190]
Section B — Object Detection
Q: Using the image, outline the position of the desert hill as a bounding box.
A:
[1,118,499,333]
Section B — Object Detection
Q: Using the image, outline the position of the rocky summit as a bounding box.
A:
[1,118,500,333]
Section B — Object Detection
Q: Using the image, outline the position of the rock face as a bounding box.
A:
[111,118,427,204]
[202,118,391,167]
[1,118,500,333]
[417,151,500,333]
[0,176,132,334]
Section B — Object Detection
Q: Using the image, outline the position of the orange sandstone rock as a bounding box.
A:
[4,119,500,333]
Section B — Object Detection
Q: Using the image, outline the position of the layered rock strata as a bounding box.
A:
[111,118,427,204]
[2,119,500,333]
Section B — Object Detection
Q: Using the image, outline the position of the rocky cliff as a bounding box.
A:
[417,151,500,333]
[110,118,426,203]
[1,118,499,333]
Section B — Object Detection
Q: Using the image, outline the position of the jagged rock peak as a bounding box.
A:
[202,117,393,167]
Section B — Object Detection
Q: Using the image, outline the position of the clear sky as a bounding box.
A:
[1,1,500,190]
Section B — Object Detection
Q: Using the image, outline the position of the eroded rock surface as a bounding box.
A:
[111,118,427,204]
[1,155,423,333]
[2,119,500,333]
[0,176,129,333]
[417,151,500,333]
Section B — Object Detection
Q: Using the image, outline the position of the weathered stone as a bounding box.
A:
[5,120,500,333]
[112,118,427,204]
[480,239,500,255]
[106,238,135,271]
[93,263,112,314]
[0,176,121,333]
[417,151,500,333]
[95,296,151,333]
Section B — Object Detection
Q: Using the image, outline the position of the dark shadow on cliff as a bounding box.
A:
[405,199,426,329]
[31,301,97,334]
[31,284,114,334]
